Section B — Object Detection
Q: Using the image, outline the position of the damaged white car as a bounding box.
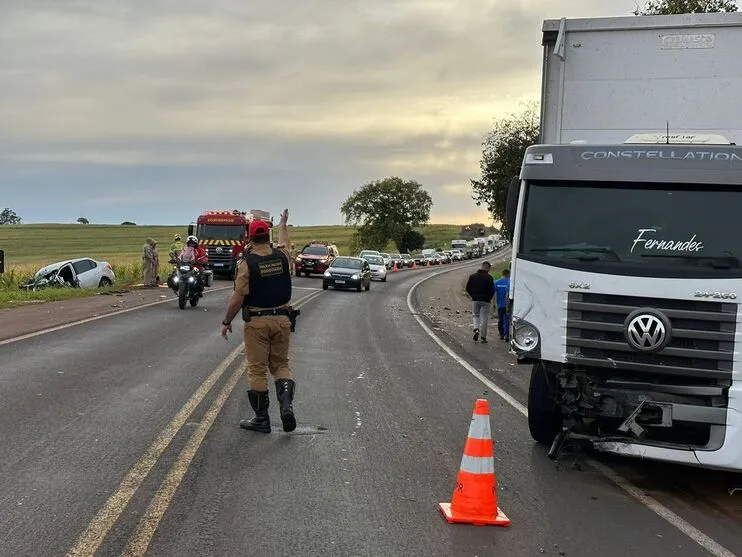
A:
[21,258,116,291]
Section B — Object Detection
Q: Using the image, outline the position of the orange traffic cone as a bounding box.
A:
[393,261,398,272]
[439,399,511,527]
[412,261,417,270]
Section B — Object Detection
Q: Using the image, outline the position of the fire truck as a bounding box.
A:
[187,209,273,278]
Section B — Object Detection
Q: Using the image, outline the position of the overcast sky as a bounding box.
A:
[1,0,640,226]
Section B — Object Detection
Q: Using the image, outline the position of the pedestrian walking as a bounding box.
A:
[221,209,297,433]
[495,268,511,341]
[465,261,495,344]
[142,238,157,287]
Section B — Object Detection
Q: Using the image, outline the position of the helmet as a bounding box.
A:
[174,233,181,241]
[186,235,198,245]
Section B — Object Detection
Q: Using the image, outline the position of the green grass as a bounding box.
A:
[0,223,463,266]
[0,223,465,306]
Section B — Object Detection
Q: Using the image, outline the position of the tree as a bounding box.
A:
[77,217,89,224]
[470,101,540,229]
[399,230,425,253]
[634,0,737,14]
[341,177,433,252]
[121,221,137,226]
[0,208,21,225]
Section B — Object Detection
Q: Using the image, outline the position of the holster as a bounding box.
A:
[241,306,301,332]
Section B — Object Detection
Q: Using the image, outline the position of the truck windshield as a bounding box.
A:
[197,225,245,240]
[519,180,742,277]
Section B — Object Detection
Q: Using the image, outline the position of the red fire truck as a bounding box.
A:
[187,209,273,278]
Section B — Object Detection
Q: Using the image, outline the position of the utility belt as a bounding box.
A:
[242,305,301,332]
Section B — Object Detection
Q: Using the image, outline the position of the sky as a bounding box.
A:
[1,0,641,226]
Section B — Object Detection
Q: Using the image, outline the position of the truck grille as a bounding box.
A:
[566,292,736,382]
[206,246,232,268]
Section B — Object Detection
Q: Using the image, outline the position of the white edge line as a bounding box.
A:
[405,263,737,557]
[0,285,235,347]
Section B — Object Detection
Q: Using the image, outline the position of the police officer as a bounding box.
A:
[221,209,296,433]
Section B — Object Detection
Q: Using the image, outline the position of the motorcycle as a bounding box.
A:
[168,258,204,310]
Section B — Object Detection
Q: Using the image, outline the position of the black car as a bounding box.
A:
[322,256,372,292]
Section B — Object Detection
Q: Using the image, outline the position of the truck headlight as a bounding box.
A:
[512,320,539,352]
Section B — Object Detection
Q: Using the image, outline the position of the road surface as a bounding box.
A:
[1,254,740,557]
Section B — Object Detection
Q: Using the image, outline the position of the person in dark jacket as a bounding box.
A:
[465,261,495,343]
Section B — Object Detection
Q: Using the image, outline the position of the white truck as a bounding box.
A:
[505,12,742,471]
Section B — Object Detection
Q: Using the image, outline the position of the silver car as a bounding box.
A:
[361,254,388,282]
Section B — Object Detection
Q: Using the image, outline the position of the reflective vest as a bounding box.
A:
[242,249,292,309]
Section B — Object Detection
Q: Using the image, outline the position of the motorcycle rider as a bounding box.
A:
[174,235,208,295]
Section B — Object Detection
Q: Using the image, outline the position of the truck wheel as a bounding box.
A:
[528,361,563,445]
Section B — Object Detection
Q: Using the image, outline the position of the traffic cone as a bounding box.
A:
[393,261,398,272]
[439,399,510,527]
[412,261,417,270]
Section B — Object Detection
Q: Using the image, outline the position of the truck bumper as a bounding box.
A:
[593,400,742,472]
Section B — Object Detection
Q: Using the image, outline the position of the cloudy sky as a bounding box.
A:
[1,0,640,226]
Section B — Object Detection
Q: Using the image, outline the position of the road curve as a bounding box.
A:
[0,257,739,557]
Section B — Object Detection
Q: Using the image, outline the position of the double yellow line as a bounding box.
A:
[66,289,324,557]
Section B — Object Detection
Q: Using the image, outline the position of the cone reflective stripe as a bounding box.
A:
[439,399,511,527]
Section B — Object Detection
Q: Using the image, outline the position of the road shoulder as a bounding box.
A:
[0,284,228,342]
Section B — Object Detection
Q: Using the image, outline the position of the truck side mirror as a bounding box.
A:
[187,224,194,236]
[505,176,521,243]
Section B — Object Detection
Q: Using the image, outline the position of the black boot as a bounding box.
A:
[275,379,297,432]
[240,390,271,433]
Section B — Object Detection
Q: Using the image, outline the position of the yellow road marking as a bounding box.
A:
[121,356,245,557]
[66,291,321,557]
[65,343,244,557]
[120,290,324,556]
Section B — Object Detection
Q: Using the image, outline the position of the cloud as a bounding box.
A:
[0,0,640,225]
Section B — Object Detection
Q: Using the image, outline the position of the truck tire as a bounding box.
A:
[528,361,563,445]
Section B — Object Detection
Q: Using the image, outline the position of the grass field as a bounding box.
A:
[0,223,464,306]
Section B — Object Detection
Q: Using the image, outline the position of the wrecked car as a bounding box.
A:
[20,258,116,291]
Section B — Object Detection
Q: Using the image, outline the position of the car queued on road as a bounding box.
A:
[290,238,511,295]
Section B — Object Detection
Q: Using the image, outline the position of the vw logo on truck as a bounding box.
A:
[624,310,671,352]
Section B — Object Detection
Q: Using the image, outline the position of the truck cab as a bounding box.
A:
[507,12,742,472]
[189,209,273,279]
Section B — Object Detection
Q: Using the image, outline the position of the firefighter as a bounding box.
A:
[220,209,296,433]
[169,233,184,261]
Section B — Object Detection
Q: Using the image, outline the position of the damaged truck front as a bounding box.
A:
[506,12,742,471]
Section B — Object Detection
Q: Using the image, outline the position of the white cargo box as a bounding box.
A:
[540,12,742,145]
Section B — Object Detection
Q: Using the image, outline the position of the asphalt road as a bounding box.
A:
[1,255,740,557]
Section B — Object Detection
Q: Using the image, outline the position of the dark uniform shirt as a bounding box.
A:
[234,244,292,310]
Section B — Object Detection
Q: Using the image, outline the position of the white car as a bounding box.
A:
[361,254,387,282]
[32,257,116,288]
